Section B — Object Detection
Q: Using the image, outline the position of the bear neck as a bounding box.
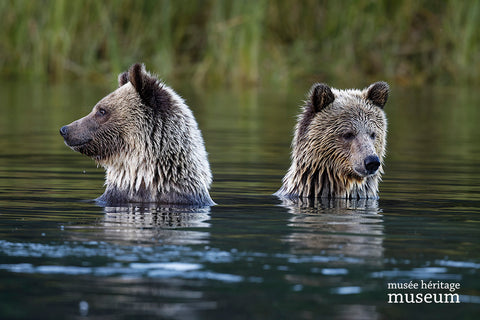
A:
[276,159,380,200]
[99,145,214,206]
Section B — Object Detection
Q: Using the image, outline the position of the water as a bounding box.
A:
[1,80,479,319]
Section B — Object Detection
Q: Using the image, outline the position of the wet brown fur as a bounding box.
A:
[275,82,389,200]
[60,63,214,206]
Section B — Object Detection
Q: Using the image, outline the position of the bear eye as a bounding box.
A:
[370,132,376,139]
[97,108,107,116]
[342,132,355,140]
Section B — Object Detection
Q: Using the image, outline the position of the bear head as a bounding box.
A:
[60,64,167,161]
[276,81,389,199]
[60,63,214,206]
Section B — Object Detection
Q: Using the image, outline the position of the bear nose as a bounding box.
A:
[60,125,68,137]
[364,155,380,174]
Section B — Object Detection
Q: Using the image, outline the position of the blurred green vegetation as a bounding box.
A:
[1,0,479,86]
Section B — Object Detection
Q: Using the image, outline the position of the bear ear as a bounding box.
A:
[128,63,146,93]
[365,81,389,109]
[309,83,335,112]
[127,63,161,107]
[118,71,129,87]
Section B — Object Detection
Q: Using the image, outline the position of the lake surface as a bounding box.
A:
[0,80,479,319]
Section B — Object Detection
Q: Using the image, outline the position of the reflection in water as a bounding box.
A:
[72,205,223,319]
[0,204,216,319]
[281,198,384,320]
[279,197,381,211]
[282,197,383,261]
[100,205,211,245]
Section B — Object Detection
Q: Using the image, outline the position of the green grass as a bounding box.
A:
[0,0,479,86]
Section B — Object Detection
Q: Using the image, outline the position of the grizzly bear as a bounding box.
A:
[275,81,389,200]
[60,63,214,206]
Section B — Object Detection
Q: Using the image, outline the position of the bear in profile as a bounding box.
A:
[275,81,389,200]
[60,63,214,206]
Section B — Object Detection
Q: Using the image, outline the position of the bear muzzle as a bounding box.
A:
[59,124,93,149]
[353,154,380,177]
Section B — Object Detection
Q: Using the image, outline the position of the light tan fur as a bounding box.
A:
[275,82,389,200]
[61,64,214,206]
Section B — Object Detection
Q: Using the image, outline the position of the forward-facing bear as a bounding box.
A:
[60,63,214,206]
[275,82,389,200]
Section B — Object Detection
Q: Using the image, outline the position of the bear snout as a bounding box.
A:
[59,123,93,149]
[364,155,380,175]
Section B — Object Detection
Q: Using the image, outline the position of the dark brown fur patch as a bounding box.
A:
[298,83,335,140]
[311,83,335,113]
[122,63,172,113]
[297,103,315,141]
[129,63,144,93]
[366,82,389,108]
